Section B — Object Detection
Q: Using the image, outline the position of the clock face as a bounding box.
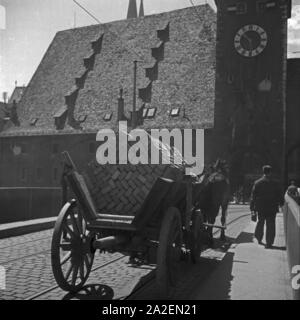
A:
[234,25,268,57]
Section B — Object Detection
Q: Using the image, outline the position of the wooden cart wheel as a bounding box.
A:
[191,210,205,264]
[51,200,95,293]
[156,207,183,298]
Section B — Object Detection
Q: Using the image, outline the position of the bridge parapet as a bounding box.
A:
[283,193,300,300]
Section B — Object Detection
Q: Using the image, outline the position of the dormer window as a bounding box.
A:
[147,108,157,118]
[103,112,112,121]
[143,107,157,119]
[170,107,180,117]
[143,108,148,118]
[78,114,87,123]
[54,105,68,130]
[30,118,38,126]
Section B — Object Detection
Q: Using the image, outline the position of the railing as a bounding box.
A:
[283,192,300,300]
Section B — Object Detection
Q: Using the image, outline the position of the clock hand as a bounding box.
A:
[241,33,253,51]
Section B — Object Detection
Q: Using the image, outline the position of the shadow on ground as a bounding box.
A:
[62,284,114,300]
[62,232,261,300]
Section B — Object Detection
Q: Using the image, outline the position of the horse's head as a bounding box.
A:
[213,159,229,177]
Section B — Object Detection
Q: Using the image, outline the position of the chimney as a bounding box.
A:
[117,88,125,121]
[139,0,144,17]
[2,92,7,103]
[127,0,137,19]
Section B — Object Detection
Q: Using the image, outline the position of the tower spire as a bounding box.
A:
[139,0,144,17]
[127,0,137,19]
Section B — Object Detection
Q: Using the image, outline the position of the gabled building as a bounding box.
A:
[0,4,216,223]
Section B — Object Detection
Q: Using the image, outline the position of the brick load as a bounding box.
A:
[83,162,185,216]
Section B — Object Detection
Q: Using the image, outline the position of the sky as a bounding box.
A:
[0,0,299,100]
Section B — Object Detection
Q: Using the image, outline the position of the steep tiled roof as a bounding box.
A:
[0,4,216,137]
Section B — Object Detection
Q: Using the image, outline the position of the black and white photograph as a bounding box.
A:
[0,0,299,303]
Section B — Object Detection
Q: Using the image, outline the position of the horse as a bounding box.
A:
[193,159,231,245]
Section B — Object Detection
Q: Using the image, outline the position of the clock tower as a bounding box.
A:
[212,0,292,193]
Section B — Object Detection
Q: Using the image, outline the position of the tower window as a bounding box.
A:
[227,2,247,14]
[257,1,276,13]
[227,5,237,12]
[236,2,247,15]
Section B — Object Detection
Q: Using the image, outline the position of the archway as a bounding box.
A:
[229,147,267,201]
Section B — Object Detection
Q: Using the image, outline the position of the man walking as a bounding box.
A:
[250,165,284,248]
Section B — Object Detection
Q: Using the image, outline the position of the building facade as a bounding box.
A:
[286,58,300,184]
[210,0,292,196]
[0,1,297,222]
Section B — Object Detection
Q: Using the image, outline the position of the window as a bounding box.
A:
[236,2,247,14]
[227,2,247,14]
[227,5,237,12]
[30,118,38,126]
[147,108,157,118]
[36,168,43,181]
[78,115,87,123]
[257,1,276,13]
[170,107,180,117]
[143,107,157,119]
[103,112,112,121]
[143,108,148,118]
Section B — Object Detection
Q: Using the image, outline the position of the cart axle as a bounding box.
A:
[93,235,128,250]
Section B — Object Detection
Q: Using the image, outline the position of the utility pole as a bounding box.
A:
[132,60,138,128]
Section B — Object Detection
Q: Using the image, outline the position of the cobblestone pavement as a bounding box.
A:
[0,205,249,300]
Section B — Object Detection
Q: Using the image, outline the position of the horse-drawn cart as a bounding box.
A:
[51,151,221,297]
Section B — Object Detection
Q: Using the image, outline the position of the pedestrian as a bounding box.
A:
[250,165,284,249]
[287,180,300,205]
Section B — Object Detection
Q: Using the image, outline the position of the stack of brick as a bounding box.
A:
[84,162,184,216]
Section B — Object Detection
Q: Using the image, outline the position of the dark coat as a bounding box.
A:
[250,175,284,214]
